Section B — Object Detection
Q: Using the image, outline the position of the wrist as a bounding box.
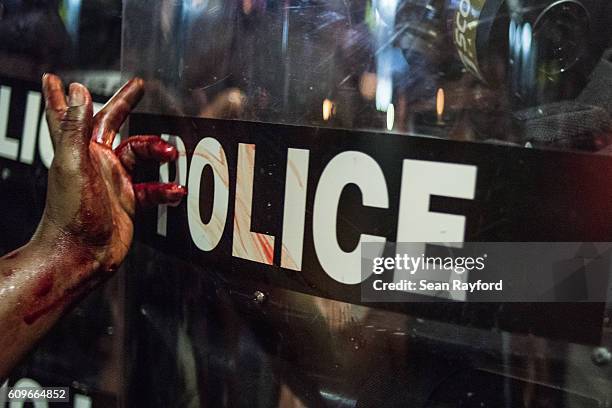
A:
[30,217,71,254]
[1,221,104,328]
[29,216,102,278]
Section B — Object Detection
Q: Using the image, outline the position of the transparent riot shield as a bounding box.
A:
[120,1,612,407]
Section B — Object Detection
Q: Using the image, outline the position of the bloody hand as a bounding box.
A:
[0,75,181,379]
[38,74,186,275]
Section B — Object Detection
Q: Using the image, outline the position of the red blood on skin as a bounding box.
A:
[134,183,187,208]
[115,136,178,172]
[150,139,179,161]
[33,273,54,298]
[24,269,101,325]
[72,247,96,267]
[23,268,59,324]
[23,295,66,325]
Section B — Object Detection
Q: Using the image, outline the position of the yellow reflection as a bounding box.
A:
[323,99,334,121]
[436,88,445,125]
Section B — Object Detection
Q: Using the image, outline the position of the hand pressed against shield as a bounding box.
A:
[40,74,187,272]
[0,75,186,381]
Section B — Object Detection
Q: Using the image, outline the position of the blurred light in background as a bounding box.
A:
[63,0,82,44]
[521,22,532,59]
[376,73,392,112]
[182,0,209,14]
[510,18,520,96]
[243,0,254,14]
[436,88,445,124]
[509,18,536,103]
[359,72,377,101]
[323,99,334,121]
[386,103,395,130]
[521,22,534,95]
[376,0,399,25]
[373,0,404,113]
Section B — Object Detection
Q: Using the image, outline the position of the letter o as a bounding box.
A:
[188,137,230,251]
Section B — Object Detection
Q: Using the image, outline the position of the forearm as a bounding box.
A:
[0,225,102,381]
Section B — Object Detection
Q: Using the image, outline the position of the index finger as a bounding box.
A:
[92,77,144,146]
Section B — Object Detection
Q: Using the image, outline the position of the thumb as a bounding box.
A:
[59,83,93,152]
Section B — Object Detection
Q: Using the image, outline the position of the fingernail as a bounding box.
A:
[162,144,178,159]
[169,185,187,207]
[152,141,178,160]
[68,83,85,106]
[172,185,188,195]
[42,73,49,83]
[133,77,145,88]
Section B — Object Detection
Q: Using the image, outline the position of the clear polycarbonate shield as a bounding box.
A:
[120,1,612,407]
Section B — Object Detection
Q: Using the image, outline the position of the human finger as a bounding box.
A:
[92,77,145,146]
[115,135,178,173]
[134,182,187,209]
